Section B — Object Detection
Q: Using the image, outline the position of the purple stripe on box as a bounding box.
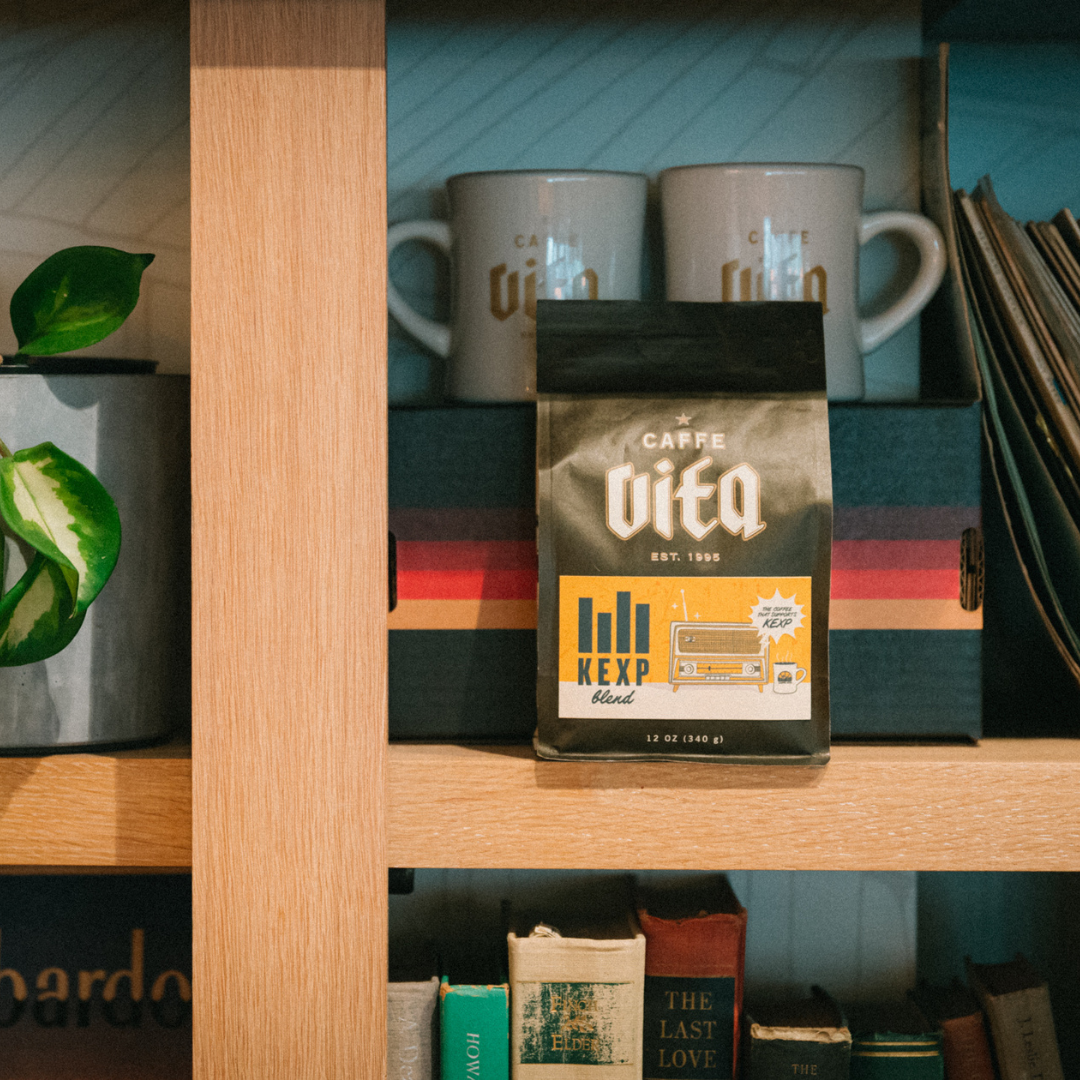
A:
[833,506,980,541]
[389,507,536,541]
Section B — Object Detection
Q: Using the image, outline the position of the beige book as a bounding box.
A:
[509,913,646,1080]
[388,976,440,1080]
[967,955,1064,1080]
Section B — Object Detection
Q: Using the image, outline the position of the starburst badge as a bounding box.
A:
[675,413,691,426]
[750,590,807,643]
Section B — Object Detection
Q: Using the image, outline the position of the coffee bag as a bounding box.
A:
[535,301,831,763]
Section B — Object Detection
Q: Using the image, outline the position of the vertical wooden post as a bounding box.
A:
[190,2,387,1075]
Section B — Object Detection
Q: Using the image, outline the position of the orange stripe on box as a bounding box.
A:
[830,598,982,630]
[831,568,959,600]
[389,598,538,630]
[390,598,981,632]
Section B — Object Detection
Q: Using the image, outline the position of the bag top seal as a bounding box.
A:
[536,300,826,396]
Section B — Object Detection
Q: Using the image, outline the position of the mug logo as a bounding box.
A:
[490,259,599,322]
[490,263,520,321]
[720,258,829,312]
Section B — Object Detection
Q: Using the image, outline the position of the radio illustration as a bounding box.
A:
[668,590,769,692]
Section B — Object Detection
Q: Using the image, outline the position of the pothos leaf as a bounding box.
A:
[0,551,87,666]
[11,246,155,356]
[0,443,121,615]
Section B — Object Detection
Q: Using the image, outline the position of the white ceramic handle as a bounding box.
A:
[858,211,946,354]
[796,667,807,685]
[387,220,452,358]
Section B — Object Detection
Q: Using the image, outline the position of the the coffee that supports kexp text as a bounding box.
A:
[535,300,832,764]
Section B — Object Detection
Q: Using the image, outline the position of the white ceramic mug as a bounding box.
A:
[388,170,647,402]
[772,661,807,694]
[659,163,946,400]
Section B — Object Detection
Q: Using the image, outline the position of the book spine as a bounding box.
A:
[940,1012,996,1080]
[956,190,1080,471]
[747,1035,851,1079]
[441,985,510,1080]
[849,1043,943,1079]
[643,976,736,1080]
[983,986,1064,1080]
[638,910,746,1080]
[389,979,439,1080]
[508,934,645,1079]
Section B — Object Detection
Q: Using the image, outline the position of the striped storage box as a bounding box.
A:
[828,403,982,738]
[389,402,982,740]
[389,407,538,741]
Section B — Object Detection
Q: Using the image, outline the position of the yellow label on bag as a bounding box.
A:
[558,575,812,721]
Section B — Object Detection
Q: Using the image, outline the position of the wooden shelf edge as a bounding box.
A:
[388,739,1080,872]
[0,741,191,868]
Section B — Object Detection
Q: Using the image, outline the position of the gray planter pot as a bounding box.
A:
[0,367,189,750]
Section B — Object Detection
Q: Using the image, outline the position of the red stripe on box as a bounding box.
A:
[397,540,537,571]
[831,568,959,600]
[396,569,537,600]
[832,539,959,571]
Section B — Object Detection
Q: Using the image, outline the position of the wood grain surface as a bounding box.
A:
[191,2,387,1078]
[0,746,190,866]
[388,740,1080,871]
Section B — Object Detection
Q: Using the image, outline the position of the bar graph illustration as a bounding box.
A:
[578,592,650,655]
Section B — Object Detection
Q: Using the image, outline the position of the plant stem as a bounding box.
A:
[0,437,12,459]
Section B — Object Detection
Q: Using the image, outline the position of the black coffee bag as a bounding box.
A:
[535,301,831,764]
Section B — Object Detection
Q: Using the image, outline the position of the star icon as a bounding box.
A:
[675,413,691,426]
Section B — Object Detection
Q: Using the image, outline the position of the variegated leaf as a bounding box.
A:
[0,551,86,666]
[0,442,121,615]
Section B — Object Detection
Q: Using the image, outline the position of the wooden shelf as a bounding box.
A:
[388,739,1080,872]
[5,736,1078,874]
[0,740,191,868]
[7,735,1079,873]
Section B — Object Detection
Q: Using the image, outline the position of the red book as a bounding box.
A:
[911,981,997,1080]
[637,876,747,1080]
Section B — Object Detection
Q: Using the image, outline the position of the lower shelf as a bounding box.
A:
[388,739,1080,872]
[0,741,191,867]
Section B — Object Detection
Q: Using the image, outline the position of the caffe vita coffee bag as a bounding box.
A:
[535,301,831,764]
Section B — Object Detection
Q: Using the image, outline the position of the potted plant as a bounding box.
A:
[0,246,190,750]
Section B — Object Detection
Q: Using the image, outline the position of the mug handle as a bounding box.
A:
[387,220,452,358]
[858,211,946,354]
[795,667,807,685]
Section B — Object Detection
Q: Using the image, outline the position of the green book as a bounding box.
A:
[847,1002,944,1080]
[440,978,510,1080]
[745,987,851,1079]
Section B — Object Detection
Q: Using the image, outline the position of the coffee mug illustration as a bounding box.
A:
[387,170,647,402]
[772,661,807,694]
[660,163,946,401]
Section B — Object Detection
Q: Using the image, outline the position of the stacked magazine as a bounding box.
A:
[953,177,1080,683]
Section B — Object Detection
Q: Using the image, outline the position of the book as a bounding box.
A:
[636,875,746,1080]
[744,986,851,1079]
[389,976,440,1080]
[1052,207,1080,267]
[967,955,1064,1080]
[953,185,1080,679]
[1027,222,1080,316]
[508,908,645,1079]
[910,981,996,1080]
[847,1001,944,1079]
[440,978,510,1080]
[955,188,1080,478]
[973,181,1080,417]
